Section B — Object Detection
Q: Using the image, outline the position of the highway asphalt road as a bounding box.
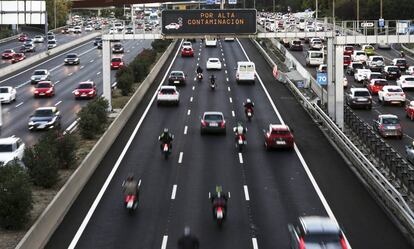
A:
[0,37,152,145]
[0,28,99,70]
[45,38,411,249]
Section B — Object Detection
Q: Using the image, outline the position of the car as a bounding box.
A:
[144,25,153,31]
[263,124,294,150]
[96,40,102,49]
[354,68,371,83]
[2,49,15,59]
[391,58,408,71]
[224,37,235,42]
[405,101,414,120]
[30,69,50,84]
[11,53,25,63]
[47,35,56,42]
[288,216,349,249]
[157,86,179,105]
[68,26,75,32]
[85,25,93,31]
[64,53,80,65]
[181,47,194,57]
[200,111,226,135]
[168,71,186,85]
[108,28,118,34]
[206,58,222,70]
[0,136,25,166]
[382,66,401,80]
[47,31,54,36]
[378,85,405,105]
[112,43,124,53]
[0,86,16,103]
[367,79,388,95]
[33,35,44,43]
[94,25,102,30]
[33,81,55,97]
[343,55,351,67]
[61,27,70,34]
[22,43,36,53]
[94,37,102,46]
[73,81,97,99]
[362,44,375,56]
[74,26,82,33]
[125,27,134,34]
[343,45,354,56]
[346,61,364,76]
[407,65,414,75]
[397,75,414,89]
[47,40,57,49]
[110,57,124,69]
[236,61,256,84]
[24,38,34,45]
[346,88,372,109]
[28,107,61,131]
[18,34,28,42]
[351,50,368,63]
[289,39,303,51]
[373,114,403,139]
[367,55,384,72]
[165,23,180,30]
[363,71,384,86]
[205,38,217,47]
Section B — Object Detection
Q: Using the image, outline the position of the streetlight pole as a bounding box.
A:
[315,0,318,19]
[380,0,383,18]
[273,0,275,13]
[54,0,57,29]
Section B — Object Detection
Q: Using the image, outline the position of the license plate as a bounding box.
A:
[210,122,218,127]
[174,80,179,84]
[39,93,45,96]
[387,126,396,129]
[276,141,286,145]
[81,94,87,96]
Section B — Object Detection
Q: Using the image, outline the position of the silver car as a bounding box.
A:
[200,111,226,135]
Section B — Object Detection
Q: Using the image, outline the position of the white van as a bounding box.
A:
[298,18,306,30]
[236,61,256,83]
[306,50,324,66]
[205,37,217,47]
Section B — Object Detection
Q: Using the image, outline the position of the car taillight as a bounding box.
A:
[401,93,405,96]
[220,121,225,128]
[340,236,348,249]
[299,237,305,249]
[379,124,384,130]
[201,120,207,127]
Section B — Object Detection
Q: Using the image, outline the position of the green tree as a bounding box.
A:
[117,67,134,96]
[78,97,109,139]
[46,0,72,29]
[0,161,32,229]
[55,133,78,169]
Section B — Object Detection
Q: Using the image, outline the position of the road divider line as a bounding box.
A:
[223,58,225,62]
[252,238,258,249]
[238,152,243,164]
[187,109,191,116]
[178,152,184,163]
[68,73,73,76]
[15,102,23,108]
[228,86,231,92]
[97,72,101,75]
[171,185,177,199]
[224,63,226,67]
[184,126,188,135]
[192,86,195,91]
[190,97,193,102]
[54,100,62,106]
[161,235,168,249]
[225,70,228,74]
[243,185,250,201]
[64,118,80,135]
[232,111,235,117]
[226,77,229,82]
[229,97,233,103]
[90,60,94,63]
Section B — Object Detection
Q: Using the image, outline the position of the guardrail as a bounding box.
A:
[252,38,414,243]
[15,40,178,249]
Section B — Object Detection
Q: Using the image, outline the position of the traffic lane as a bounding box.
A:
[223,40,331,249]
[166,40,253,249]
[67,41,196,249]
[239,38,413,248]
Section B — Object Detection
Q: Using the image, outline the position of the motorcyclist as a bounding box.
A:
[196,65,203,74]
[401,50,405,58]
[209,74,216,85]
[178,226,199,249]
[210,186,228,219]
[158,128,174,151]
[243,98,255,115]
[122,174,139,202]
[233,122,247,142]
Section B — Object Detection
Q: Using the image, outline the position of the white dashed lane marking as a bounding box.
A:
[238,152,244,164]
[55,101,62,106]
[187,109,191,115]
[184,126,188,135]
[171,185,177,199]
[178,152,183,163]
[232,111,235,117]
[15,102,23,108]
[161,236,168,249]
[190,97,193,102]
[243,185,250,201]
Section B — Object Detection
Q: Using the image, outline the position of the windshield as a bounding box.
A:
[171,72,183,77]
[354,91,370,97]
[204,114,223,122]
[34,71,46,75]
[310,52,323,58]
[388,67,399,72]
[372,57,383,61]
[67,54,77,58]
[304,233,341,244]
[271,130,290,135]
[353,64,363,69]
[374,80,388,86]
[388,88,402,92]
[0,144,13,152]
[4,50,12,53]
[111,58,122,62]
[33,109,53,117]
[345,47,353,51]
[396,60,407,64]
[356,52,366,56]
[78,84,93,89]
[48,41,56,44]
[382,118,399,125]
[36,83,51,88]
[160,88,176,94]
[405,77,414,82]
[0,88,9,93]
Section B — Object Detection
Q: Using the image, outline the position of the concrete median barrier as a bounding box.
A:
[0,32,100,79]
[15,39,177,249]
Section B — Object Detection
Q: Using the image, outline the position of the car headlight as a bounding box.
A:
[28,121,34,125]
[64,59,68,62]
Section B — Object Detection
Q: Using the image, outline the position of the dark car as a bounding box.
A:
[96,40,102,49]
[382,66,401,80]
[346,62,364,76]
[373,114,403,139]
[61,28,69,34]
[200,111,226,135]
[112,43,124,53]
[28,107,61,131]
[125,27,134,34]
[288,216,349,249]
[289,40,303,51]
[94,37,102,46]
[168,71,186,85]
[64,53,80,65]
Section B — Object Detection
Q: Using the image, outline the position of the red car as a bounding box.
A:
[263,124,294,150]
[2,49,16,59]
[343,55,351,67]
[343,46,354,56]
[73,81,97,99]
[18,34,28,42]
[181,47,194,57]
[406,101,414,120]
[11,53,25,63]
[33,81,55,97]
[367,79,388,95]
[110,57,124,70]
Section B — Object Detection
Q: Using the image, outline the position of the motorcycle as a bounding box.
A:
[197,73,203,82]
[210,82,216,90]
[122,180,141,214]
[235,134,247,152]
[161,143,171,159]
[245,107,253,121]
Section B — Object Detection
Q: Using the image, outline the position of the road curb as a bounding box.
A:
[15,40,177,249]
[402,44,414,54]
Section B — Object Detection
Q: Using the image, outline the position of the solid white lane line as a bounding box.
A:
[15,102,23,108]
[187,109,191,115]
[252,238,259,249]
[171,185,177,199]
[67,40,185,249]
[232,111,235,117]
[97,71,101,75]
[161,235,168,249]
[229,97,233,103]
[190,97,193,102]
[54,101,62,106]
[238,152,243,163]
[178,152,183,163]
[184,126,188,134]
[228,86,231,92]
[244,185,250,201]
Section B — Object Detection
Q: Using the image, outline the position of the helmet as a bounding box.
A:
[184,226,191,236]
[163,128,169,133]
[246,98,251,104]
[127,173,134,181]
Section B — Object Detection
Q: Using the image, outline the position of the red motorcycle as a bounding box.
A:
[235,134,247,152]
[162,143,171,159]
[245,107,254,121]
[125,195,137,213]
